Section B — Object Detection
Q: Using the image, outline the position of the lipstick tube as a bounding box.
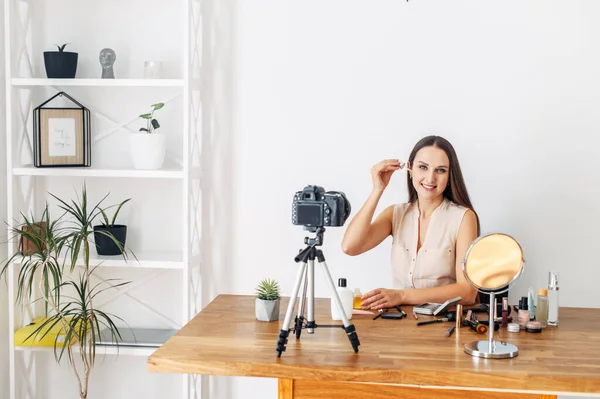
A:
[502,297,508,328]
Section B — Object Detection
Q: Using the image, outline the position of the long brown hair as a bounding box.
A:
[406,135,480,234]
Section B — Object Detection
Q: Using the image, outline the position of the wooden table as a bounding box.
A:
[148,294,600,399]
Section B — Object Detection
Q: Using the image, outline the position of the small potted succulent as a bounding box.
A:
[255,278,281,322]
[93,198,131,255]
[129,102,166,170]
[43,43,78,79]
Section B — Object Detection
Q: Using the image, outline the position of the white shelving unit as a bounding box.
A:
[4,0,204,398]
[12,165,185,179]
[12,78,186,87]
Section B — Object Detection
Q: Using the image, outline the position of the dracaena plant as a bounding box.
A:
[98,198,131,228]
[0,184,130,399]
[138,102,164,133]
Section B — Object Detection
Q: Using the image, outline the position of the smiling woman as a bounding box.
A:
[341,135,480,309]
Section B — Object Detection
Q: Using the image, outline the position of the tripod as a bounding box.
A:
[276,227,360,357]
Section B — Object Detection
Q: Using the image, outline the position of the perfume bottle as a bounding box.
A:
[547,272,559,326]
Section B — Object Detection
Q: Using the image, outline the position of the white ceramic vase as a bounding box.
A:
[129,133,166,170]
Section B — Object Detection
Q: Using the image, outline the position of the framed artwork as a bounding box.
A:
[33,92,91,167]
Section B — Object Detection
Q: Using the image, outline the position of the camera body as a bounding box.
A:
[292,185,351,229]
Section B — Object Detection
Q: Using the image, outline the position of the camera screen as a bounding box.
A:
[297,203,323,226]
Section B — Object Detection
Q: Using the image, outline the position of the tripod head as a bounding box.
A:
[303,226,325,246]
[295,227,326,263]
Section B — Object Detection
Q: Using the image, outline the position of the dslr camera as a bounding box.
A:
[292,185,351,229]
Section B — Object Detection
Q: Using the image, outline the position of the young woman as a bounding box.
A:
[341,136,480,309]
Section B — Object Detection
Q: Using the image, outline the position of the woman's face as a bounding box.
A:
[410,146,450,201]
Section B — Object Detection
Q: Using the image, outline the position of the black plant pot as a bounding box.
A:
[43,51,78,78]
[94,225,127,256]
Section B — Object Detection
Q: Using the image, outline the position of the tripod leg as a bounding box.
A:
[294,265,308,339]
[306,253,316,334]
[276,261,308,357]
[316,249,360,353]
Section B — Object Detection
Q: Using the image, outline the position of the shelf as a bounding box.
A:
[15,345,156,357]
[12,78,185,88]
[12,165,184,179]
[87,250,184,269]
[13,249,184,270]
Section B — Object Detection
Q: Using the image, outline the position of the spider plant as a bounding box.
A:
[0,184,131,399]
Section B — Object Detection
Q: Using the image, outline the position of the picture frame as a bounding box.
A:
[33,92,91,167]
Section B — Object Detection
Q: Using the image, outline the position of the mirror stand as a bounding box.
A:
[464,291,519,359]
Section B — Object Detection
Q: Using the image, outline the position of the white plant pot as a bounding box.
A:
[129,133,167,170]
[255,298,280,322]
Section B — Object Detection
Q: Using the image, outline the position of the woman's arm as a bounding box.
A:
[341,159,402,256]
[361,209,479,308]
[341,195,393,256]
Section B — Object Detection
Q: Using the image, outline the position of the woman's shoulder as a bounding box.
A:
[442,198,476,226]
[391,202,415,225]
[392,201,415,215]
[443,198,469,213]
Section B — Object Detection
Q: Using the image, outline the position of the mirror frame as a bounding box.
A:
[461,232,525,294]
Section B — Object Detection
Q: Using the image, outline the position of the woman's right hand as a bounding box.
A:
[371,159,402,193]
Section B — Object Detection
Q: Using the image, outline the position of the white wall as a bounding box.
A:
[0,0,8,397]
[222,1,600,398]
[4,1,600,399]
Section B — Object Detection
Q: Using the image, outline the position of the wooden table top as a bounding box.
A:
[148,294,600,396]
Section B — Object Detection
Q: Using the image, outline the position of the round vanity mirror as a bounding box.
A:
[462,233,524,359]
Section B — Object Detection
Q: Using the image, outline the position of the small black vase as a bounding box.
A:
[43,51,78,78]
[94,225,127,256]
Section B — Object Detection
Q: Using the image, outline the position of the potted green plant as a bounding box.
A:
[43,43,78,79]
[255,278,281,322]
[0,185,130,399]
[129,102,166,170]
[93,198,131,256]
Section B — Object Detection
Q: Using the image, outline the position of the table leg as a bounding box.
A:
[278,378,294,399]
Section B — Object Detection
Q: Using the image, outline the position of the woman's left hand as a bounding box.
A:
[361,288,404,310]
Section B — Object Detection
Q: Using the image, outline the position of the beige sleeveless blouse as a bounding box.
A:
[391,198,468,289]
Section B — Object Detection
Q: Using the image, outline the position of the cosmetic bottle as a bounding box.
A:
[537,288,548,328]
[353,288,362,309]
[548,271,559,326]
[331,278,353,321]
[517,296,530,329]
[528,287,536,320]
[501,297,509,328]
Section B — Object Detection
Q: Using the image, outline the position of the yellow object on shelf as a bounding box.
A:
[14,317,73,347]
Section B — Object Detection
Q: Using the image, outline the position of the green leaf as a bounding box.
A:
[100,209,110,227]
[110,198,131,226]
[139,113,152,119]
[255,278,281,301]
[151,102,164,111]
[56,43,68,52]
[150,119,160,130]
[139,128,150,132]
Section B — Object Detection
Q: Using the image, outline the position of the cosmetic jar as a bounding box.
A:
[525,321,542,333]
[507,323,520,333]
